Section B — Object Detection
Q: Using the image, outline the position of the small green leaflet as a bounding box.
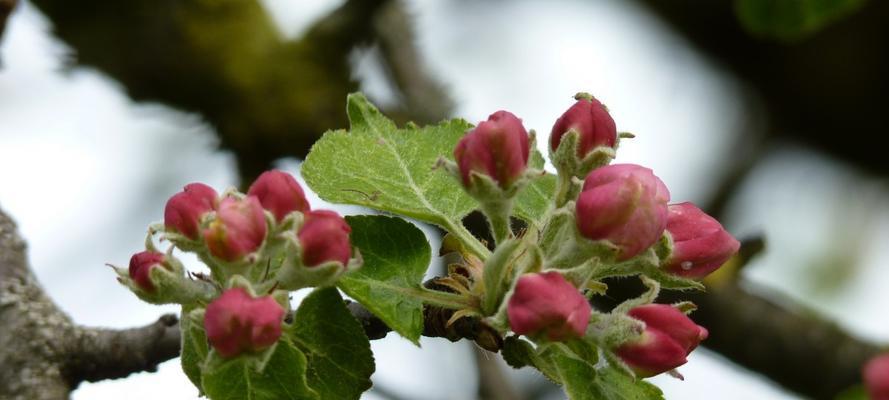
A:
[180,307,208,391]
[338,215,431,344]
[289,287,375,400]
[201,341,318,400]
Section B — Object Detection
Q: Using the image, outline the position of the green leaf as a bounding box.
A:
[583,366,665,400]
[547,346,663,400]
[201,341,319,400]
[289,287,375,400]
[514,150,557,227]
[180,307,209,391]
[735,0,867,41]
[302,93,475,228]
[338,215,431,344]
[500,336,560,382]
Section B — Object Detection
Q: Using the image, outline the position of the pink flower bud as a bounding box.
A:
[204,196,267,262]
[507,272,591,341]
[663,202,740,278]
[298,210,352,267]
[576,164,670,260]
[164,183,218,239]
[247,170,311,222]
[128,251,167,292]
[454,111,530,189]
[204,288,285,358]
[864,354,889,400]
[550,96,617,156]
[616,304,708,377]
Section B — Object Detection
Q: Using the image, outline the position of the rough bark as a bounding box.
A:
[0,206,183,399]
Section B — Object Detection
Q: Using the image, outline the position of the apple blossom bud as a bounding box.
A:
[204,288,285,358]
[164,183,217,239]
[550,95,617,157]
[298,210,351,267]
[616,304,708,377]
[507,272,591,341]
[204,196,267,262]
[454,111,530,189]
[247,170,310,222]
[128,251,167,292]
[864,354,889,400]
[575,164,670,260]
[663,202,740,278]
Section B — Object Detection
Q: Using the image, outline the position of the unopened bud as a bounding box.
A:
[616,304,708,377]
[203,288,285,358]
[550,94,617,157]
[454,111,530,189]
[204,196,267,262]
[128,251,167,292]
[663,202,740,278]
[864,354,889,400]
[164,183,217,239]
[507,271,591,341]
[298,210,352,267]
[575,164,670,260]
[247,170,310,222]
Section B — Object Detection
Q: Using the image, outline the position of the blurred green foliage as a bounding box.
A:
[735,0,867,41]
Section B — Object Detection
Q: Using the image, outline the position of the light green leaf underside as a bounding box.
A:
[514,149,557,226]
[338,215,431,344]
[302,93,476,226]
[290,287,375,400]
[180,308,209,391]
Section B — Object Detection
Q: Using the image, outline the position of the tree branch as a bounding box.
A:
[64,314,181,384]
[0,206,184,399]
[0,0,15,42]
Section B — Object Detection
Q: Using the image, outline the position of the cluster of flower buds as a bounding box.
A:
[116,170,361,359]
[443,93,739,380]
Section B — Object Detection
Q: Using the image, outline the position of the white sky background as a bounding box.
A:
[2,0,888,399]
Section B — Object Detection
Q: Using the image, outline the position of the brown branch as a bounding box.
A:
[0,0,16,44]
[64,314,181,384]
[0,206,185,399]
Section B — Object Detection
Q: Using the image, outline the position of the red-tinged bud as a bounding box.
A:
[128,251,167,292]
[616,304,708,377]
[203,288,285,358]
[204,196,267,262]
[247,170,310,222]
[298,210,351,267]
[663,202,740,278]
[550,95,617,157]
[576,164,670,260]
[507,272,591,341]
[454,111,530,189]
[164,183,218,239]
[864,354,889,400]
